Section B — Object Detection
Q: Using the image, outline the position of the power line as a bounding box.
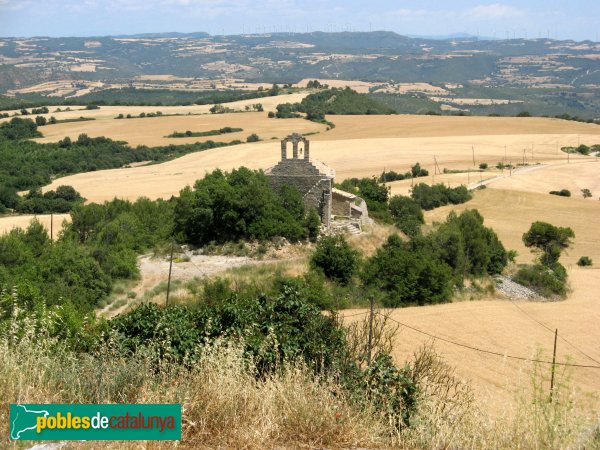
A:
[506,298,600,366]
[340,310,370,319]
[381,313,600,369]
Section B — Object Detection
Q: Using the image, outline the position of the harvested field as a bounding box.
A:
[313,115,600,140]
[0,213,70,237]
[340,187,600,414]
[488,160,600,196]
[0,92,310,122]
[37,113,600,202]
[344,266,600,415]
[34,112,326,147]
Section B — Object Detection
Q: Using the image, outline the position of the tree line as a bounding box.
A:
[0,118,242,213]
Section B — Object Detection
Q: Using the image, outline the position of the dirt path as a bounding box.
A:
[98,253,254,318]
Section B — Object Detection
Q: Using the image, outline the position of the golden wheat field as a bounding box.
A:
[3,95,600,415]
[33,112,326,147]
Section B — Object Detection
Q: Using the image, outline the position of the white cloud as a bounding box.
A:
[465,3,525,20]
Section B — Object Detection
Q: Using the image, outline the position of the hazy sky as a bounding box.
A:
[1,0,599,41]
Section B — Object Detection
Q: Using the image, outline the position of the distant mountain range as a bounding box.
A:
[0,31,598,117]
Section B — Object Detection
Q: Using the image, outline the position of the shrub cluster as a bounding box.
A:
[362,210,507,307]
[389,195,424,238]
[274,87,395,122]
[410,183,472,210]
[0,117,42,140]
[15,185,84,214]
[174,168,319,245]
[379,163,429,182]
[311,235,360,285]
[1,197,175,312]
[549,189,571,197]
[166,127,243,138]
[514,221,574,297]
[561,144,600,155]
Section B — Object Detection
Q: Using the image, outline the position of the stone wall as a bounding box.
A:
[332,191,352,216]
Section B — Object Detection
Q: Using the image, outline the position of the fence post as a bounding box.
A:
[166,240,174,306]
[367,295,374,366]
[550,328,558,401]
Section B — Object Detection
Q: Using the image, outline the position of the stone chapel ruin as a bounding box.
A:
[266,133,370,232]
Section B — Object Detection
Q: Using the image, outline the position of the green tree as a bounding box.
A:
[522,221,574,265]
[174,168,311,245]
[388,195,424,238]
[0,117,41,140]
[310,235,360,285]
[362,234,452,307]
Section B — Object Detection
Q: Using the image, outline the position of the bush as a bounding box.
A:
[549,189,571,197]
[479,163,488,170]
[310,235,360,285]
[410,183,472,210]
[581,188,592,198]
[362,235,452,307]
[0,117,41,140]
[577,256,593,267]
[389,195,424,238]
[415,210,507,283]
[246,133,260,142]
[513,263,567,297]
[15,185,84,214]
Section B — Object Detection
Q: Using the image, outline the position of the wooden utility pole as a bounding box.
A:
[367,296,374,367]
[50,213,53,242]
[550,328,558,401]
[166,240,175,306]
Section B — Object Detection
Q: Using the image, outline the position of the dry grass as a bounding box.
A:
[2,332,598,449]
[0,336,382,449]
[347,222,398,257]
